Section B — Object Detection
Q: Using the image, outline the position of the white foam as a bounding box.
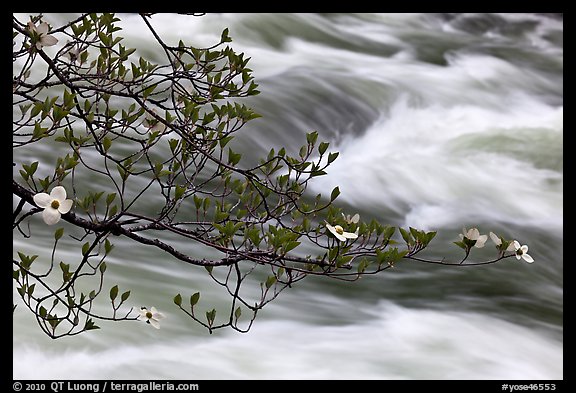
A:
[310,97,563,230]
[13,302,562,379]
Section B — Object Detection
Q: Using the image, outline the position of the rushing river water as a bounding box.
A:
[13,13,563,379]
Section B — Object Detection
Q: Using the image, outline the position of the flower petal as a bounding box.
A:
[506,242,516,252]
[326,224,347,241]
[326,224,338,236]
[41,34,58,47]
[350,214,360,224]
[150,122,167,133]
[50,186,67,202]
[153,312,166,320]
[513,240,521,251]
[42,207,61,225]
[138,308,149,319]
[489,232,501,246]
[520,245,529,254]
[469,228,480,240]
[475,235,487,248]
[522,254,534,263]
[336,233,347,241]
[58,199,73,214]
[27,21,37,32]
[36,22,50,35]
[149,319,161,329]
[334,233,346,241]
[342,231,358,239]
[33,192,52,208]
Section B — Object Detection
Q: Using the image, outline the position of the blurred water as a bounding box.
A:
[13,13,563,379]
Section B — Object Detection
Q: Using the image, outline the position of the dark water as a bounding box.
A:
[13,13,562,379]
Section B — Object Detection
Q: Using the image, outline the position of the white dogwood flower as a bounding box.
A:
[342,213,360,224]
[513,241,534,263]
[459,227,487,248]
[326,223,358,242]
[33,186,73,225]
[27,20,58,50]
[489,232,515,251]
[138,306,165,329]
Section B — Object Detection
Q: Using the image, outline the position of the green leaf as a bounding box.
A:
[219,135,234,148]
[283,241,301,253]
[318,141,329,155]
[462,237,476,248]
[173,294,182,306]
[59,261,69,273]
[29,161,39,175]
[399,228,412,245]
[425,231,437,244]
[190,292,200,307]
[121,291,131,302]
[98,31,111,46]
[48,316,61,329]
[327,152,339,164]
[106,193,116,205]
[99,262,107,273]
[306,131,318,145]
[19,169,29,181]
[330,186,340,202]
[104,239,114,254]
[39,306,47,318]
[203,197,211,212]
[143,84,157,99]
[453,241,467,250]
[30,102,43,118]
[382,226,395,239]
[54,227,64,241]
[81,242,90,256]
[234,306,242,319]
[221,27,232,43]
[109,285,118,301]
[116,164,127,180]
[193,195,202,210]
[265,275,277,289]
[228,148,242,166]
[19,104,32,115]
[277,267,285,278]
[85,318,100,330]
[102,137,112,152]
[206,309,216,324]
[336,255,353,267]
[169,138,179,153]
[175,185,186,200]
[409,227,421,242]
